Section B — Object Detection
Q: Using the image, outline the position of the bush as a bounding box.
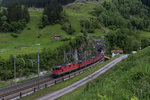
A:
[11,33,18,38]
[61,23,75,35]
[61,37,71,41]
[141,38,150,49]
[27,27,31,30]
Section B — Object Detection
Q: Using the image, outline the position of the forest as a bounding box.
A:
[0,4,29,32]
[141,0,150,7]
[41,2,63,27]
[88,0,150,53]
[1,0,75,8]
[0,0,65,32]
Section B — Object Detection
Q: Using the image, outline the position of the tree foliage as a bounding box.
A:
[61,22,75,35]
[40,1,64,27]
[0,4,29,32]
[0,35,96,80]
[92,0,150,31]
[90,0,150,53]
[1,0,75,8]
[141,0,150,7]
[106,28,141,53]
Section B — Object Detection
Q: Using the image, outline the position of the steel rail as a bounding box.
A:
[0,57,104,100]
[36,55,128,100]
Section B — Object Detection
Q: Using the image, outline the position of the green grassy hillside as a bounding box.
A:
[0,0,149,59]
[59,47,150,100]
[0,1,105,59]
[0,9,69,59]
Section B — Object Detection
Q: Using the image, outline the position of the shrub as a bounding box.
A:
[61,23,75,35]
[11,33,18,38]
[61,37,71,41]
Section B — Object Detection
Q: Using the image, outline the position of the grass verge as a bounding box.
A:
[20,56,120,100]
[58,47,150,100]
[0,71,52,89]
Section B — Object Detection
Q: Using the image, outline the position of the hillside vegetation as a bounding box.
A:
[59,46,150,100]
[90,0,150,53]
[0,0,149,81]
[1,0,75,7]
[0,0,149,59]
[0,4,30,32]
[0,1,104,59]
[141,0,150,7]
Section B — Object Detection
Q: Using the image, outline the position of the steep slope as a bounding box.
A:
[59,46,150,100]
[0,0,149,59]
[0,1,105,59]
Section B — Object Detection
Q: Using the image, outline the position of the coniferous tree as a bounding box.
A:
[42,1,63,27]
[1,0,75,8]
[0,4,30,32]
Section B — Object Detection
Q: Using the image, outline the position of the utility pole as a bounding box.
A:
[38,47,40,89]
[64,51,66,63]
[84,51,87,67]
[64,50,78,63]
[27,59,37,67]
[14,55,16,85]
[74,49,78,61]
[13,55,25,85]
[83,19,86,34]
[36,44,40,89]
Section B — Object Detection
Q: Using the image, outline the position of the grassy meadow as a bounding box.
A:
[58,47,150,100]
[0,1,106,59]
[0,0,149,59]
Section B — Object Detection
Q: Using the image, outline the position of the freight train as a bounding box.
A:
[52,54,106,77]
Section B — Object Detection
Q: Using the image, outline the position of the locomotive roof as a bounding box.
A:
[52,62,74,68]
[52,55,100,68]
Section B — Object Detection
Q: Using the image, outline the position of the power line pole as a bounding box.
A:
[64,50,79,63]
[13,55,25,85]
[84,51,87,67]
[36,44,40,89]
[38,47,40,89]
[64,51,66,63]
[14,55,16,85]
[83,19,86,34]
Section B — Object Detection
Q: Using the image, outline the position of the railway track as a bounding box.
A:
[0,57,104,100]
[37,55,129,100]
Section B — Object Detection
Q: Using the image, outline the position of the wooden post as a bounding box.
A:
[34,88,36,92]
[55,80,57,84]
[20,92,22,98]
[45,84,47,88]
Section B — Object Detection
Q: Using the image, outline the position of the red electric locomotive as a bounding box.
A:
[52,54,103,77]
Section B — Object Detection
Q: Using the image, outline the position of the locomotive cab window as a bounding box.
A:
[56,68,59,70]
[78,61,82,64]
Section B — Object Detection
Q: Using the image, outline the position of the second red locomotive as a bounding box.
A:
[52,54,104,77]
